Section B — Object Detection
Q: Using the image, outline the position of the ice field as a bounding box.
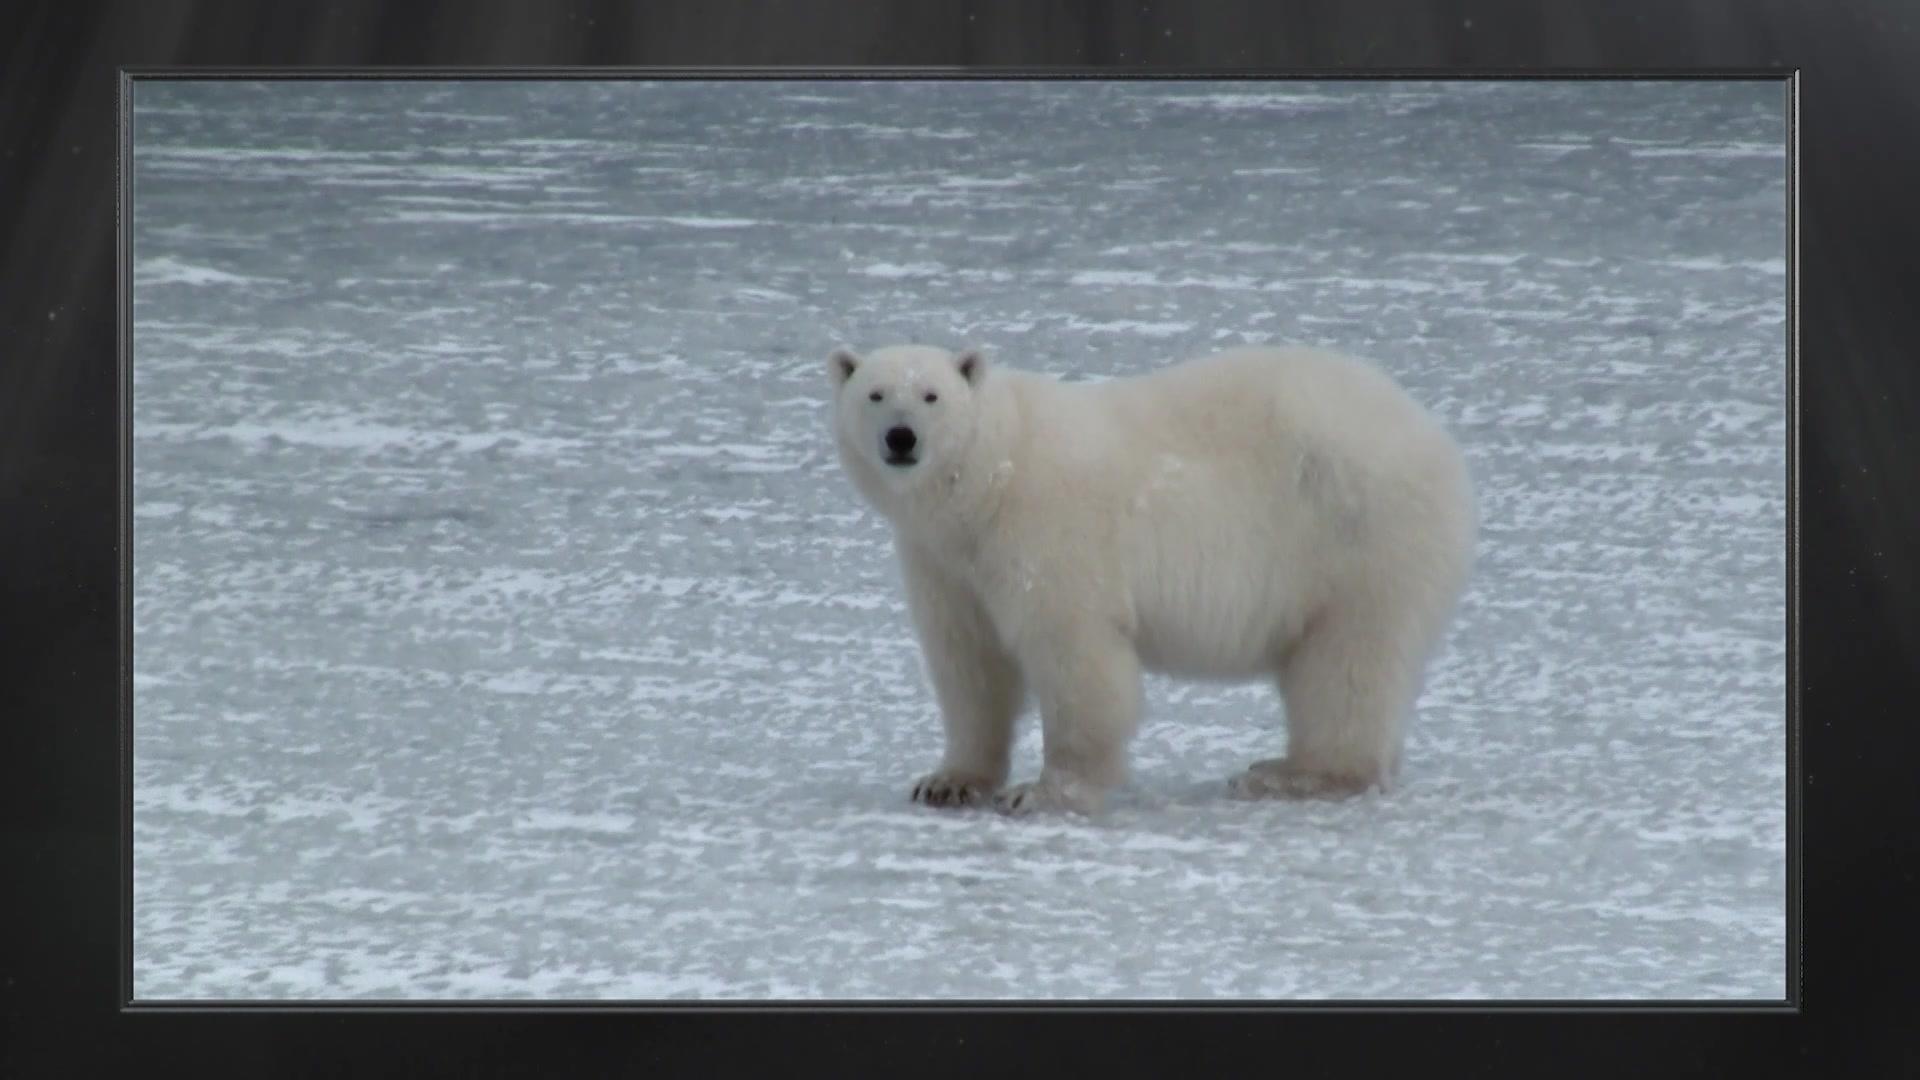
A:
[130,79,1787,1000]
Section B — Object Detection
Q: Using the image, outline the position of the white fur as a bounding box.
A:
[829,344,1476,816]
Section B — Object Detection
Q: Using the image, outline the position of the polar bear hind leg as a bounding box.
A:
[1229,598,1436,800]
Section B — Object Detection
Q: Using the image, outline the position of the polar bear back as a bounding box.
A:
[1096,346,1451,466]
[979,346,1473,680]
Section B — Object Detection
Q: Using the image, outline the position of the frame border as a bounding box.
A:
[14,0,1915,1070]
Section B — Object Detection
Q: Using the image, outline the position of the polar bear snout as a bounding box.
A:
[883,425,919,465]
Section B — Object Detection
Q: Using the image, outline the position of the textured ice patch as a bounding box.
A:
[1517,141,1591,156]
[1163,92,1346,111]
[136,257,270,287]
[1659,256,1788,274]
[1063,318,1192,337]
[856,262,945,279]
[1628,142,1782,159]
[939,175,1030,189]
[1304,276,1444,294]
[154,414,588,457]
[1397,252,1528,267]
[1070,269,1162,287]
[515,810,636,835]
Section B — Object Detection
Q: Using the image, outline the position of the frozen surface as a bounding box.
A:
[131,80,1787,1000]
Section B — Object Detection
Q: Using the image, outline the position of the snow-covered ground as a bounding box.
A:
[131,79,1786,1000]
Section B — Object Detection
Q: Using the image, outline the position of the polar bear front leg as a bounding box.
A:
[901,547,1026,809]
[996,620,1142,817]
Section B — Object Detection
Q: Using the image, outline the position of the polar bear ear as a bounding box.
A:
[954,348,987,387]
[828,348,860,387]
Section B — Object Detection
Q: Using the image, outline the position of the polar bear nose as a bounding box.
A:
[885,426,918,457]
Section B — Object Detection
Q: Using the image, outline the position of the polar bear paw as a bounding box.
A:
[993,776,1102,817]
[1227,757,1382,800]
[910,771,997,809]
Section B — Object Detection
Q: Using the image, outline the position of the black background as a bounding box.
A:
[4,0,1915,1074]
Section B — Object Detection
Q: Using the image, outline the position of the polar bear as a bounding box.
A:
[828,343,1474,816]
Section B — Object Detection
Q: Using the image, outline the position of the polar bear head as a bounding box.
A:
[828,344,989,500]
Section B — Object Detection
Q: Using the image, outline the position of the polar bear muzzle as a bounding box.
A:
[884,425,919,466]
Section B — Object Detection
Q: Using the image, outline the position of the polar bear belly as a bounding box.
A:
[1120,474,1317,680]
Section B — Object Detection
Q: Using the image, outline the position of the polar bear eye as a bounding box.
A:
[924,392,939,404]
[868,390,883,402]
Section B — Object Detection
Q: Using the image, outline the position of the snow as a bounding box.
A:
[131,79,1786,1001]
